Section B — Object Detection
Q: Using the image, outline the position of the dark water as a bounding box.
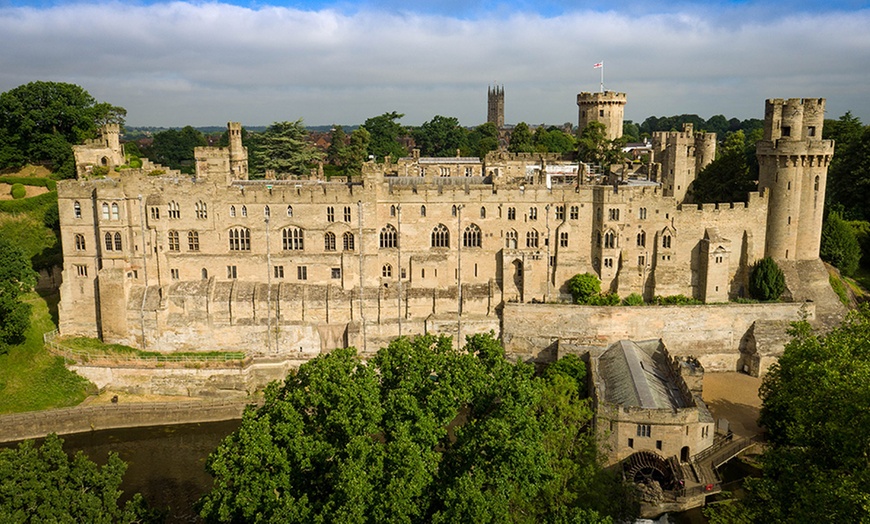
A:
[3,420,242,523]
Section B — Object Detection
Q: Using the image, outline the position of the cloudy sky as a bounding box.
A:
[1,0,868,128]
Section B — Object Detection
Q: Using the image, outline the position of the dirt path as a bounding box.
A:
[0,183,50,200]
[702,372,763,437]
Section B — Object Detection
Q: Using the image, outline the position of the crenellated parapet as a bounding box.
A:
[577,91,626,141]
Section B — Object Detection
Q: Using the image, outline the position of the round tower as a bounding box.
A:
[694,130,717,174]
[757,98,833,261]
[577,91,626,141]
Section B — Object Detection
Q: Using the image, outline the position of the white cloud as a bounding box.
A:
[1,2,867,126]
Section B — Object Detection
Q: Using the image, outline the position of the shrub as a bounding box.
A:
[829,274,850,307]
[749,257,786,301]
[622,293,645,306]
[654,295,703,305]
[567,273,600,304]
[587,293,621,306]
[9,183,25,199]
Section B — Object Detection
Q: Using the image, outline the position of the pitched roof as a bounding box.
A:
[598,339,691,410]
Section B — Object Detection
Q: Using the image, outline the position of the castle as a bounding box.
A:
[57,92,835,358]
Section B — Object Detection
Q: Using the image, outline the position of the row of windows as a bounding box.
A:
[393,204,585,222]
[167,231,200,252]
[74,233,123,252]
[597,230,672,249]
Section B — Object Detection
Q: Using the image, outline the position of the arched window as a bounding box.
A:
[264,205,270,218]
[74,234,86,251]
[505,229,518,249]
[480,206,486,219]
[101,203,110,220]
[114,232,122,251]
[343,231,355,251]
[390,205,396,217]
[201,268,208,280]
[283,228,304,250]
[814,175,820,191]
[111,203,119,220]
[241,205,247,217]
[507,207,516,220]
[380,224,397,249]
[382,264,393,278]
[229,228,250,251]
[662,233,672,249]
[168,230,180,251]
[604,230,616,249]
[463,224,482,248]
[420,205,426,217]
[324,232,336,251]
[230,205,236,217]
[168,201,180,219]
[526,229,539,248]
[74,201,82,219]
[637,231,646,247]
[188,231,199,251]
[431,224,449,248]
[196,201,207,219]
[104,232,113,251]
[287,205,293,217]
[451,205,458,217]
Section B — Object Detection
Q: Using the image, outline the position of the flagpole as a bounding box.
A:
[600,61,605,93]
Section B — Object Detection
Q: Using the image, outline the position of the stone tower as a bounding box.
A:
[757,98,833,261]
[227,122,248,180]
[577,91,626,141]
[487,85,504,129]
[651,124,717,203]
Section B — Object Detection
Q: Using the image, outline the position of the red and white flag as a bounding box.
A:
[593,62,603,69]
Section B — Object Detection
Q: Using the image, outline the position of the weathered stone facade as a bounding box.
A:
[57,96,833,357]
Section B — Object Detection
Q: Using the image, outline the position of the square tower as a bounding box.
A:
[487,85,504,129]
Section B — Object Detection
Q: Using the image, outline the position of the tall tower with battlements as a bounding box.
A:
[487,85,504,129]
[577,91,626,141]
[757,98,834,261]
[227,122,248,180]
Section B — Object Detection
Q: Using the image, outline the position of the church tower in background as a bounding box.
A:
[487,85,504,128]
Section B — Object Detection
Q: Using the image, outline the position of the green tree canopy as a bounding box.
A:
[145,126,207,175]
[508,122,534,153]
[567,273,602,304]
[740,309,870,522]
[413,115,468,157]
[689,129,760,203]
[0,81,125,178]
[820,211,862,276]
[0,236,38,351]
[0,434,158,523]
[362,111,407,162]
[248,120,324,178]
[577,122,625,167]
[199,333,630,523]
[534,126,576,154]
[466,122,499,159]
[748,256,785,301]
[825,113,870,221]
[326,125,348,165]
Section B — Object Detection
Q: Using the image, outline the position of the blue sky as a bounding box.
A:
[1,0,868,127]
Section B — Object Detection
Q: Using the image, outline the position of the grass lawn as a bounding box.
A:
[0,291,94,414]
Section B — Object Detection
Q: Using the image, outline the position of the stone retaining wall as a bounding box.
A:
[0,400,250,443]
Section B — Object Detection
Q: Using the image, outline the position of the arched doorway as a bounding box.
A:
[681,446,690,462]
[512,259,524,302]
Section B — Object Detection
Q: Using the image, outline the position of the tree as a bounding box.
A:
[821,211,862,276]
[199,333,623,523]
[145,126,207,174]
[326,125,348,165]
[748,257,785,301]
[362,112,407,161]
[344,127,371,177]
[0,434,158,523]
[0,81,125,178]
[576,122,624,167]
[249,120,323,178]
[508,122,534,153]
[740,309,870,522]
[825,114,870,221]
[689,129,759,203]
[466,122,499,159]
[0,236,38,351]
[534,126,576,154]
[413,116,468,157]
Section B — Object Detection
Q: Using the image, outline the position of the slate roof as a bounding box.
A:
[598,339,691,410]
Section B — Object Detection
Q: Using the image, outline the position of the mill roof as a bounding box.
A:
[597,339,691,410]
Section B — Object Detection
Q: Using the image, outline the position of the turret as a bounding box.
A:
[227,122,248,180]
[577,91,626,141]
[757,98,833,261]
